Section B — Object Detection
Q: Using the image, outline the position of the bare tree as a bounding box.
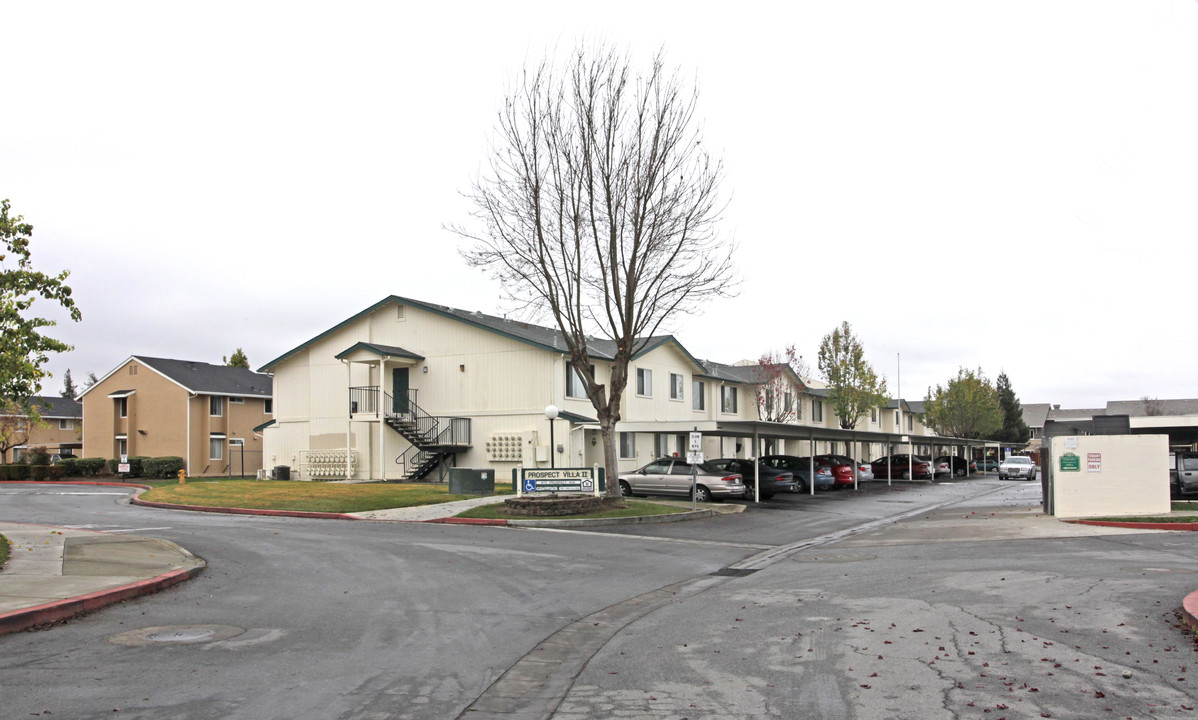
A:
[455,43,736,499]
[1141,395,1165,416]
[751,346,808,455]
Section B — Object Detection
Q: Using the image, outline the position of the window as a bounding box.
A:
[813,400,824,423]
[117,397,128,418]
[230,397,244,405]
[907,414,914,431]
[210,396,223,417]
[669,373,684,401]
[636,368,652,397]
[264,399,273,414]
[692,380,705,410]
[567,364,595,399]
[654,433,668,457]
[895,410,900,425]
[871,407,878,423]
[209,435,224,460]
[721,386,738,414]
[784,392,793,415]
[796,398,803,421]
[116,436,127,457]
[229,438,244,449]
[59,419,74,430]
[619,432,635,459]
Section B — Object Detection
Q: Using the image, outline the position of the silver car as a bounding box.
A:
[618,457,746,502]
[998,455,1038,481]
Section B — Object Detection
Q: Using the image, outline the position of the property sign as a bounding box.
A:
[516,467,605,494]
[1087,453,1102,472]
[1059,452,1080,472]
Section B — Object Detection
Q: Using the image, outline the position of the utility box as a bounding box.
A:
[448,468,495,495]
[274,465,291,481]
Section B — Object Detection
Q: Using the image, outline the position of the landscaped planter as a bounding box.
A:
[503,495,608,517]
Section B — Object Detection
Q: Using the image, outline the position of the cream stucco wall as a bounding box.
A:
[1051,434,1170,518]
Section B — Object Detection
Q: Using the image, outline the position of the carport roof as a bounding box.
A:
[614,418,1011,450]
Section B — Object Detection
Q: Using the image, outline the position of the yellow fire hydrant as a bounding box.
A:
[177,468,187,484]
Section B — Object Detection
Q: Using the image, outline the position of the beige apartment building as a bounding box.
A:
[80,356,273,477]
[260,295,947,482]
[1,396,83,463]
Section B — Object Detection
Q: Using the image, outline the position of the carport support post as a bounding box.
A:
[853,439,858,490]
[345,359,353,481]
[887,438,892,486]
[809,429,815,495]
[752,427,760,502]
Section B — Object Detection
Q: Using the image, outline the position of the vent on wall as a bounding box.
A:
[396,304,406,320]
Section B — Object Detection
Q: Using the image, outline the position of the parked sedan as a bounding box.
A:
[975,458,1001,472]
[618,457,746,502]
[759,455,836,490]
[707,458,798,500]
[998,455,1038,481]
[934,455,975,478]
[869,454,933,480]
[815,454,867,487]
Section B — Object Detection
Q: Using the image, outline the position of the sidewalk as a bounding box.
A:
[0,522,205,635]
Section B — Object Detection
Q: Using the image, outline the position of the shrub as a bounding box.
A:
[29,465,65,481]
[0,464,30,480]
[56,457,81,476]
[78,457,107,477]
[142,456,185,479]
[24,447,50,466]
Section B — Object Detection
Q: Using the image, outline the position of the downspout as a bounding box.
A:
[186,392,196,476]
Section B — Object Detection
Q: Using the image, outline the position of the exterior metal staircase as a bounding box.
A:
[349,386,470,482]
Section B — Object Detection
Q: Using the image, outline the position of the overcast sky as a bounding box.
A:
[3,1,1195,409]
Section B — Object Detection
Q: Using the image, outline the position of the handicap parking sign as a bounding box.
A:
[524,478,537,492]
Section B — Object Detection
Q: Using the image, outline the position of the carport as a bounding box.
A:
[619,419,1006,501]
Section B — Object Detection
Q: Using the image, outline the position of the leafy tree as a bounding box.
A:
[0,413,30,464]
[224,348,250,368]
[60,368,78,399]
[922,367,1002,439]
[995,372,1031,443]
[816,321,888,430]
[0,199,81,417]
[456,43,735,498]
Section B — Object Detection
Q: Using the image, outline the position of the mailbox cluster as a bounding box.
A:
[485,433,530,462]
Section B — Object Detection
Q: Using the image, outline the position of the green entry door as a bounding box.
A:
[392,368,409,414]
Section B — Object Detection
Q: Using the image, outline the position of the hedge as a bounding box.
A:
[107,456,149,477]
[0,465,65,481]
[142,456,185,479]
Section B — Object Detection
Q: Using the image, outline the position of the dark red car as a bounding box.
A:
[815,454,859,487]
[869,454,932,480]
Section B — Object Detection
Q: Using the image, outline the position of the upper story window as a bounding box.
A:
[59,419,74,430]
[210,396,224,417]
[230,397,244,405]
[670,373,684,401]
[129,365,138,375]
[907,414,914,431]
[784,392,793,415]
[895,410,900,425]
[692,380,705,410]
[118,397,128,418]
[871,407,878,423]
[264,398,273,414]
[813,399,824,423]
[721,386,738,414]
[567,364,595,399]
[636,368,653,397]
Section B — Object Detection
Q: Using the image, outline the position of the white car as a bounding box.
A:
[998,455,1037,481]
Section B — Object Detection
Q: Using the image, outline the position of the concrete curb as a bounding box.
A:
[0,552,205,637]
[506,508,716,528]
[1180,590,1198,636]
[1067,519,1198,531]
[130,494,360,521]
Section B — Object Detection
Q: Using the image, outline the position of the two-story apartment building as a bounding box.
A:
[260,296,947,482]
[80,356,273,477]
[1,396,83,463]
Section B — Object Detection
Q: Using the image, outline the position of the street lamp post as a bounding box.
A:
[544,405,559,468]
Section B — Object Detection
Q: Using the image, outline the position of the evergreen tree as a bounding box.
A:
[224,348,250,368]
[995,371,1031,443]
[60,369,78,398]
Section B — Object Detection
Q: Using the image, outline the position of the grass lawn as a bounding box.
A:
[0,533,8,568]
[140,480,508,513]
[454,499,690,521]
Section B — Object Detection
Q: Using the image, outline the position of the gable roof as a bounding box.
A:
[1022,403,1051,428]
[334,342,424,361]
[1,396,82,419]
[80,356,272,399]
[1105,398,1198,417]
[260,295,704,373]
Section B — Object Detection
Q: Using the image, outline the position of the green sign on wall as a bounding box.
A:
[1059,452,1081,472]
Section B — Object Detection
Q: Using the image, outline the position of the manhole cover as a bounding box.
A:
[793,554,876,563]
[108,624,245,647]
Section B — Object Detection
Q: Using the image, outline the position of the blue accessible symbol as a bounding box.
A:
[524,478,537,493]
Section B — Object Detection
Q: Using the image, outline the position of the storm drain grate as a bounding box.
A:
[710,567,758,577]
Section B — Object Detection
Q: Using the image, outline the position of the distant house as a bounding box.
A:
[0,396,83,463]
[79,356,272,476]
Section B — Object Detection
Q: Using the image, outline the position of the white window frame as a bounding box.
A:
[669,373,684,401]
[619,432,636,459]
[116,436,127,457]
[654,433,668,457]
[210,396,224,417]
[721,386,738,414]
[230,397,245,405]
[567,363,594,399]
[636,368,653,397]
[209,434,225,460]
[692,380,705,411]
[813,400,824,423]
[264,398,273,414]
[118,397,128,418]
[59,418,73,430]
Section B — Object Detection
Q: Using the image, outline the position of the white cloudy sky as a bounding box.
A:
[3,1,1195,409]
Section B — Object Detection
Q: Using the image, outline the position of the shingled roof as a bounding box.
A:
[135,357,272,397]
[0,396,82,418]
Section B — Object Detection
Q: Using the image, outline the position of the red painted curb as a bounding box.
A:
[129,496,358,521]
[1181,590,1198,636]
[0,564,204,636]
[1067,520,1198,531]
[423,517,509,526]
[1,480,150,489]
